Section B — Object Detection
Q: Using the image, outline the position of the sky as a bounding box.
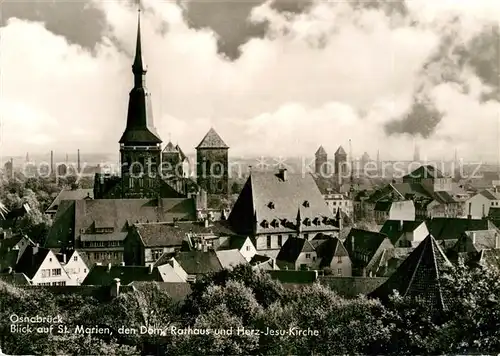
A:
[0,0,499,162]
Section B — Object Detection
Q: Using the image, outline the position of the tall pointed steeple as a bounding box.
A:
[119,6,162,145]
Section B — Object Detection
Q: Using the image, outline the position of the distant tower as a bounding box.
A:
[334,146,347,176]
[413,142,421,162]
[196,128,229,195]
[118,7,162,198]
[77,149,81,172]
[50,150,54,176]
[25,152,29,163]
[315,145,328,175]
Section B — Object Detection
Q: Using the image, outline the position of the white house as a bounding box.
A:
[465,188,500,219]
[59,250,90,285]
[322,189,354,218]
[217,236,256,262]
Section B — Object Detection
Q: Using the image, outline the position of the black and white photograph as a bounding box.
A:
[0,0,499,354]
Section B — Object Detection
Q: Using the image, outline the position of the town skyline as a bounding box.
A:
[0,0,499,160]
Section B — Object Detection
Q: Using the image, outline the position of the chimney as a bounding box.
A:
[33,244,39,255]
[271,258,275,270]
[107,263,111,272]
[496,233,500,249]
[204,218,209,228]
[471,232,476,244]
[148,264,154,274]
[279,168,288,181]
[77,149,81,172]
[110,278,120,298]
[468,202,472,219]
[62,253,66,265]
[50,150,54,175]
[399,220,404,231]
[482,204,485,218]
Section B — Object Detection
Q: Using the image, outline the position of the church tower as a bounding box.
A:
[196,128,229,195]
[119,9,162,198]
[315,145,328,175]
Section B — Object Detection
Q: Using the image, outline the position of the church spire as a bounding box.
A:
[132,7,146,87]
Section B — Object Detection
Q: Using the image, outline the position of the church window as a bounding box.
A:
[129,178,134,188]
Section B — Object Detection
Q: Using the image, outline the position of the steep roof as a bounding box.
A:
[276,237,315,263]
[215,249,247,269]
[315,237,350,267]
[345,229,391,263]
[15,246,52,279]
[370,234,452,310]
[335,146,347,156]
[379,220,425,245]
[427,217,496,241]
[196,128,228,149]
[481,189,500,200]
[229,171,338,235]
[82,265,163,285]
[455,230,500,252]
[173,250,223,275]
[315,145,327,156]
[46,188,93,213]
[0,272,31,285]
[403,165,445,180]
[162,141,177,153]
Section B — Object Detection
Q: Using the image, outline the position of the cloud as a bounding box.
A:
[0,0,498,164]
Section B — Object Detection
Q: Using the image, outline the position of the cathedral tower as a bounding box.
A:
[315,145,328,175]
[196,128,229,195]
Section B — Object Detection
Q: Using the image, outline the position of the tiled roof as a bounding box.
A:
[370,234,452,310]
[427,217,496,240]
[319,276,387,298]
[379,220,425,245]
[135,221,234,248]
[315,145,327,156]
[215,249,247,269]
[82,265,163,285]
[162,141,177,153]
[276,238,315,263]
[175,144,187,161]
[153,252,177,267]
[345,229,391,263]
[403,165,445,180]
[315,237,349,268]
[480,189,500,200]
[15,246,52,279]
[46,188,93,213]
[335,146,346,156]
[173,250,223,275]
[458,230,500,252]
[0,272,31,285]
[229,172,338,235]
[196,128,228,149]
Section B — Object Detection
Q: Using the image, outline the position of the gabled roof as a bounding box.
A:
[315,237,349,267]
[345,229,391,262]
[427,217,496,241]
[196,128,228,149]
[370,234,452,310]
[379,220,425,245]
[403,165,445,180]
[361,152,370,161]
[215,249,247,269]
[173,250,223,274]
[458,230,500,252]
[15,246,53,279]
[335,146,346,156]
[481,189,500,200]
[229,172,338,235]
[46,188,94,213]
[374,201,392,212]
[82,265,163,285]
[0,272,31,285]
[276,238,315,263]
[315,145,327,156]
[162,141,177,153]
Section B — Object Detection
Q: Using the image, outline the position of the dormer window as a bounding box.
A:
[272,219,280,228]
[268,202,275,209]
[303,200,310,208]
[304,218,311,226]
[314,217,321,226]
[261,220,269,228]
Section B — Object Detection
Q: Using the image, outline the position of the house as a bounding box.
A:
[45,197,197,265]
[369,234,453,310]
[45,188,93,218]
[82,264,164,285]
[217,236,256,262]
[379,220,429,248]
[250,254,279,270]
[276,237,317,270]
[318,186,354,218]
[373,200,415,224]
[0,233,35,271]
[344,229,394,277]
[313,237,352,276]
[228,169,340,258]
[465,188,500,219]
[15,245,75,286]
[451,230,500,254]
[170,250,223,282]
[215,249,248,269]
[57,250,90,285]
[0,270,31,285]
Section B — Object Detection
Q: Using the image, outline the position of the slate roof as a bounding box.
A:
[453,230,500,252]
[215,249,247,269]
[335,146,347,156]
[426,217,497,241]
[315,237,350,268]
[162,141,177,153]
[276,237,315,263]
[370,234,452,310]
[315,145,327,156]
[173,250,223,275]
[379,220,425,245]
[229,171,338,235]
[481,189,500,200]
[46,188,93,213]
[403,165,445,180]
[196,128,228,149]
[345,229,391,263]
[15,246,52,279]
[153,252,177,267]
[82,265,163,286]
